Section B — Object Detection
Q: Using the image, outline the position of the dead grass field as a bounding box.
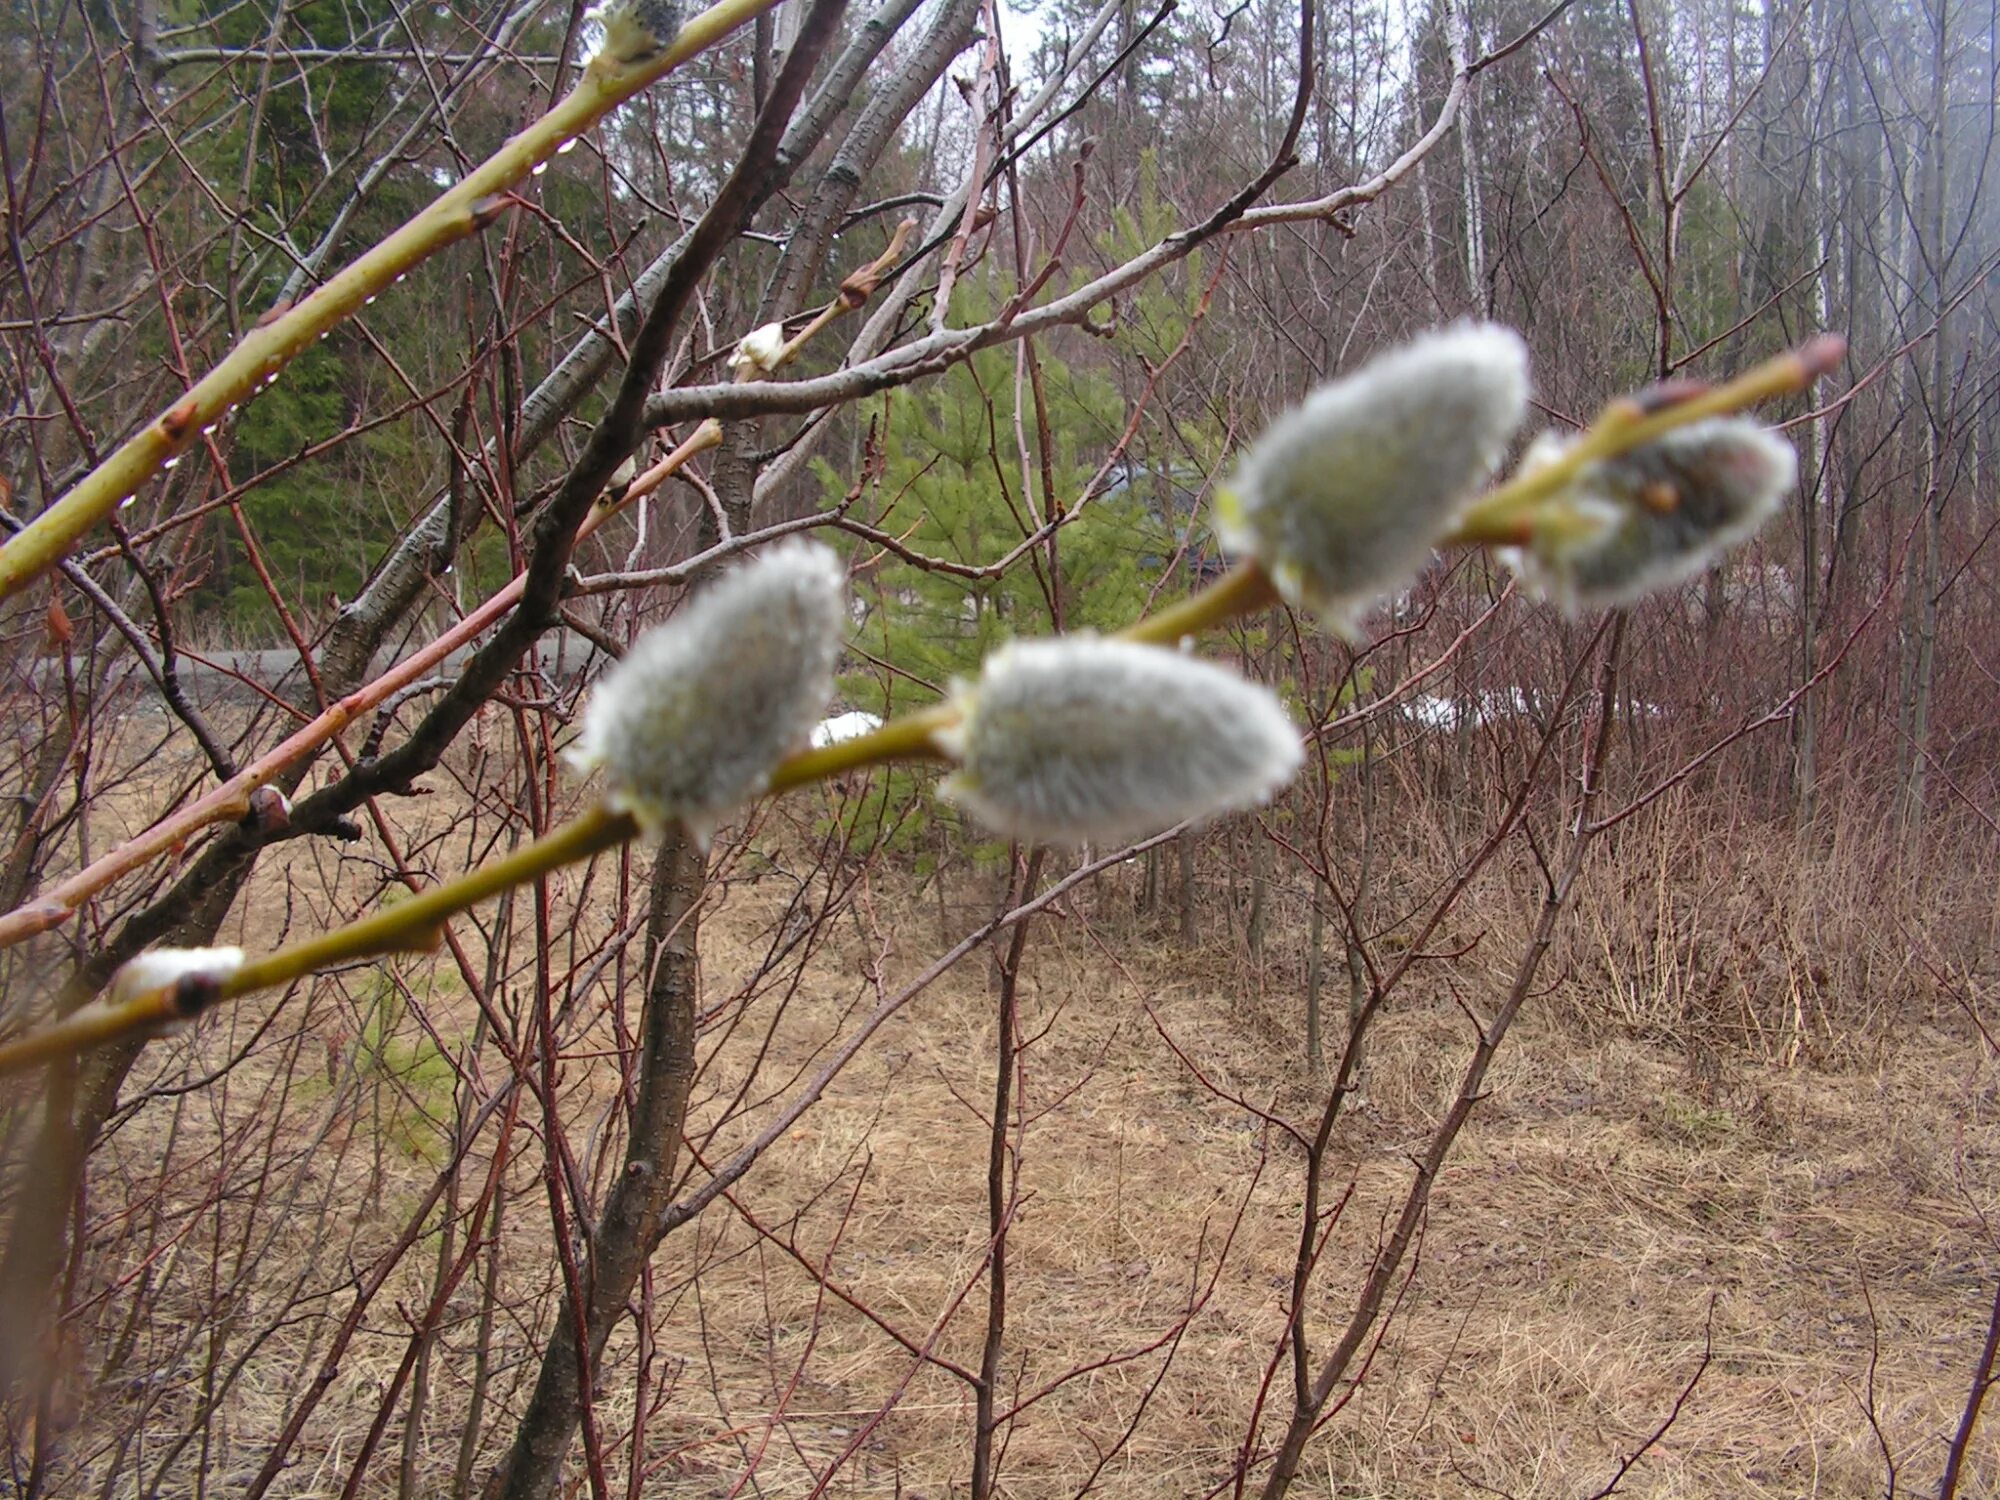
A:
[624,880,2000,1499]
[12,716,1999,1496]
[33,845,1993,1497]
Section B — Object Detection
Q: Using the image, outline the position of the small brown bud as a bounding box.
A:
[1795,333,1847,381]
[1638,480,1680,515]
[469,193,513,231]
[160,395,201,443]
[1628,379,1710,415]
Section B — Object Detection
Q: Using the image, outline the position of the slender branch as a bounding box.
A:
[0,0,789,603]
[1583,1299,1715,1499]
[1939,1273,2000,1500]
[1254,617,1626,1498]
[1447,335,1847,546]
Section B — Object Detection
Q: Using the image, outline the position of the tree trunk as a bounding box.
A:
[1898,0,1953,847]
[484,830,704,1500]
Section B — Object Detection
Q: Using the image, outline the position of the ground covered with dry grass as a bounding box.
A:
[48,850,1991,1498]
[18,718,1999,1496]
[621,882,1999,1498]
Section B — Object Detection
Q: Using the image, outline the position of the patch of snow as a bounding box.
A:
[810,710,884,749]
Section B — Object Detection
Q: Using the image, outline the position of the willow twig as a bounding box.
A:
[0,0,789,604]
[1446,334,1845,546]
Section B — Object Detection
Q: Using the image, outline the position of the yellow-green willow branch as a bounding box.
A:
[1063,337,1841,652]
[0,334,1844,1077]
[0,805,634,1077]
[0,0,786,605]
[1118,558,1281,646]
[766,704,957,791]
[1445,334,1845,547]
[762,555,1285,795]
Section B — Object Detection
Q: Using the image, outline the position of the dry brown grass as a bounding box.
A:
[13,713,2000,1496]
[36,862,1996,1496]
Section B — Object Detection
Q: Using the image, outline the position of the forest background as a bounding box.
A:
[1,0,1997,1492]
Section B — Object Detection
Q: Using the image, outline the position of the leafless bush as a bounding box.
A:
[3,0,1998,1494]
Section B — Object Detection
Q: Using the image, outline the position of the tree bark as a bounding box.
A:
[483,829,704,1500]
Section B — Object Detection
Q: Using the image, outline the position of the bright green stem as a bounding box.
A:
[0,805,636,1078]
[0,708,973,1076]
[0,991,172,1076]
[760,563,1284,792]
[224,803,636,996]
[767,705,958,791]
[0,0,788,605]
[0,705,975,1076]
[1119,561,1280,646]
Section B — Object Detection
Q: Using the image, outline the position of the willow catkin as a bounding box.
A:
[1216,322,1530,637]
[936,637,1303,846]
[1503,418,1797,611]
[569,541,846,841]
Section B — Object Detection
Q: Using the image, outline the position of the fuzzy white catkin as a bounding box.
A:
[569,541,846,841]
[107,947,245,1007]
[1504,418,1797,612]
[935,637,1304,847]
[1217,322,1530,637]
